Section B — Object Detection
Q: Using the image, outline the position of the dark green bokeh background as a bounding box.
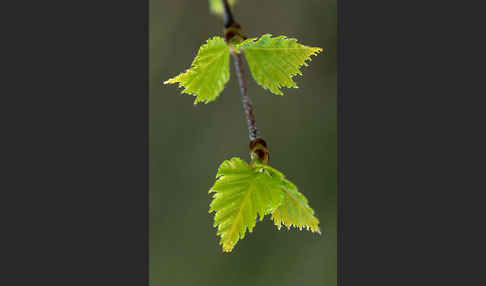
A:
[150,1,337,285]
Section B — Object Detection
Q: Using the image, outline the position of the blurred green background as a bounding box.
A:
[150,1,337,285]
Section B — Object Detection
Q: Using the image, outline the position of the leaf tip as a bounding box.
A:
[222,242,235,252]
[163,78,174,85]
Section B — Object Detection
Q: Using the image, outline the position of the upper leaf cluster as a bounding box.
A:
[164,34,322,104]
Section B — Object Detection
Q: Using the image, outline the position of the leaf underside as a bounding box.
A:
[209,157,320,252]
[238,34,323,95]
[164,36,230,104]
[209,0,237,16]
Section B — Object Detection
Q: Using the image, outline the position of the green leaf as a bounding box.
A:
[209,0,237,16]
[209,158,320,252]
[271,178,321,233]
[255,163,320,233]
[164,37,230,104]
[238,34,323,95]
[209,157,283,252]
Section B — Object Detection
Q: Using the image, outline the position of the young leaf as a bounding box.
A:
[209,0,237,16]
[256,163,320,233]
[209,157,283,252]
[164,37,230,104]
[271,179,321,233]
[238,34,323,95]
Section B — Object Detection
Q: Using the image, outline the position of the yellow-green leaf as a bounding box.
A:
[209,0,237,16]
[271,178,321,233]
[209,157,283,252]
[164,36,230,104]
[238,34,323,95]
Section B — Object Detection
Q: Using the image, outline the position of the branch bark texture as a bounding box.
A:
[231,50,259,141]
[221,0,235,28]
[221,0,260,141]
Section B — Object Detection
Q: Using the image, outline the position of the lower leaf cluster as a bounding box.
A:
[209,157,320,252]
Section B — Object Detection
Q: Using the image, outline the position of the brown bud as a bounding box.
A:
[249,138,269,164]
[224,23,246,43]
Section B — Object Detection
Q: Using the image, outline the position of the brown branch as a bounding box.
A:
[222,0,268,163]
[221,0,235,28]
[230,48,259,141]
